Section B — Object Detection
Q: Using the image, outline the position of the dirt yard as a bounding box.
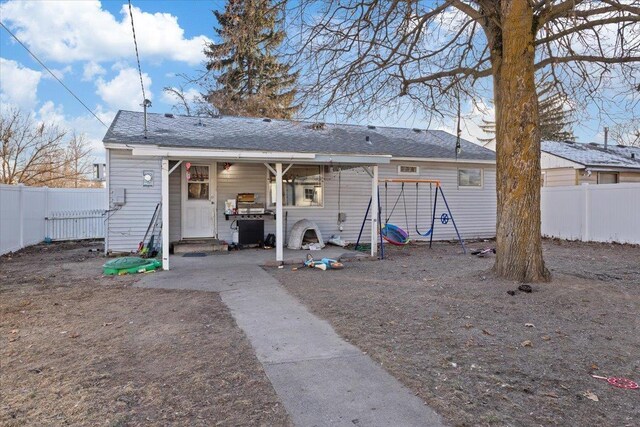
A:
[272,240,639,427]
[0,241,291,427]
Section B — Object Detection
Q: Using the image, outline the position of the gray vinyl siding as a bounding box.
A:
[169,161,181,242]
[105,152,497,252]
[106,149,162,253]
[216,161,496,244]
[378,162,496,242]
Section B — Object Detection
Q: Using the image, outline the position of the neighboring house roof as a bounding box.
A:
[103,110,495,162]
[542,140,640,170]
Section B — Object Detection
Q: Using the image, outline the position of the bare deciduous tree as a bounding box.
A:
[293,0,640,282]
[610,119,640,146]
[1,108,95,188]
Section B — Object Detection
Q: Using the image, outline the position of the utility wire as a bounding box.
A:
[128,0,147,104]
[0,21,108,128]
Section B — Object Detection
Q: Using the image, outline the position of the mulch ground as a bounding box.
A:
[271,239,639,427]
[0,241,291,427]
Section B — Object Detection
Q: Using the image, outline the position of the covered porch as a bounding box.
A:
[131,144,390,270]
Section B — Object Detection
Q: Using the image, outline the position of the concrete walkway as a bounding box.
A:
[137,251,444,427]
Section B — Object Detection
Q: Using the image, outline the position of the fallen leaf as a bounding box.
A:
[521,340,533,347]
[464,323,473,329]
[542,336,551,341]
[102,322,113,327]
[10,329,19,334]
[70,333,80,339]
[582,391,599,402]
[482,329,493,336]
[525,323,535,328]
[543,392,559,398]
[591,364,599,370]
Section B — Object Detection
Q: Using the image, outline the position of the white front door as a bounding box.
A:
[182,163,215,238]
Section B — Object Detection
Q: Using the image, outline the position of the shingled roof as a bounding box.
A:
[103,110,496,162]
[542,140,640,169]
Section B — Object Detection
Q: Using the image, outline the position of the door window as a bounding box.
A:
[187,165,210,199]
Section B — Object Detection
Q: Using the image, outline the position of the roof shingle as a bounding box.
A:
[103,110,496,162]
[542,140,640,169]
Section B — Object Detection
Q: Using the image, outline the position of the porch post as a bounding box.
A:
[275,163,284,262]
[370,165,379,257]
[161,158,170,270]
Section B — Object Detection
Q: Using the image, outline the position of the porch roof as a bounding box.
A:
[103,110,495,163]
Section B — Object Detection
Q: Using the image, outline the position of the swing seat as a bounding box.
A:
[381,223,410,246]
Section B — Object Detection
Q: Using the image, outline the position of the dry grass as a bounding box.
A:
[1,242,291,427]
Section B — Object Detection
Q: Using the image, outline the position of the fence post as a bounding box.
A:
[44,186,49,240]
[18,184,24,248]
[582,183,590,242]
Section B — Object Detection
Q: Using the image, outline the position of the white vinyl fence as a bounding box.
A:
[0,184,107,255]
[541,183,640,244]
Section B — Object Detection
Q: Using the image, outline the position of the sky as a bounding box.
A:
[0,0,629,164]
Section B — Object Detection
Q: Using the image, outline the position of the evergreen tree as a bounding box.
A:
[204,0,299,119]
[479,82,575,148]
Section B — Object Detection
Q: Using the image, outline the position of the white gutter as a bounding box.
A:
[392,157,496,165]
[106,143,391,164]
[130,146,316,160]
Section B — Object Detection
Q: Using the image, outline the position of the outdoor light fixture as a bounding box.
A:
[224,162,232,171]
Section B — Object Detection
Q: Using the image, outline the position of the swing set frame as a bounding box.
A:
[355,178,466,258]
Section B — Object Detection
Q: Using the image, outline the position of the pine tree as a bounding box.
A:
[204,0,299,119]
[479,82,575,148]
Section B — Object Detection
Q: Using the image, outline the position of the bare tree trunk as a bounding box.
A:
[493,0,550,282]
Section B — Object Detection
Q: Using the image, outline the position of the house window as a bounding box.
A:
[458,168,483,188]
[398,165,419,175]
[597,172,618,184]
[304,188,315,201]
[268,165,323,207]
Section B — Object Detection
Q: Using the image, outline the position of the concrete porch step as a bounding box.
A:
[172,239,228,254]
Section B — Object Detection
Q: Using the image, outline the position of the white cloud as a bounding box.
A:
[0,58,42,109]
[37,101,66,125]
[42,65,73,81]
[161,87,202,105]
[95,67,153,111]
[435,98,496,149]
[0,0,210,66]
[34,101,114,162]
[82,61,106,81]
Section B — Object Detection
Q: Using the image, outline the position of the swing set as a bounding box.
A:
[355,178,466,258]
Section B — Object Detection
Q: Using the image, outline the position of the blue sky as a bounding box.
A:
[0,0,626,163]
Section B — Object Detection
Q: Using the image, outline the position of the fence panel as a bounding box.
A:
[541,183,640,244]
[0,185,22,254]
[45,210,106,241]
[540,186,584,240]
[0,184,107,255]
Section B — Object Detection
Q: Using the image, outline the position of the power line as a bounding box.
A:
[128,0,148,105]
[0,20,108,128]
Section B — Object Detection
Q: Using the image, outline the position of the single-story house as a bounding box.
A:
[103,111,497,269]
[541,140,640,186]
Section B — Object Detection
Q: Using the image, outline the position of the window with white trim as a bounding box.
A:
[268,165,323,207]
[458,168,482,188]
[398,165,419,175]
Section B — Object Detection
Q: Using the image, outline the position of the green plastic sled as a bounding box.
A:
[103,257,162,276]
